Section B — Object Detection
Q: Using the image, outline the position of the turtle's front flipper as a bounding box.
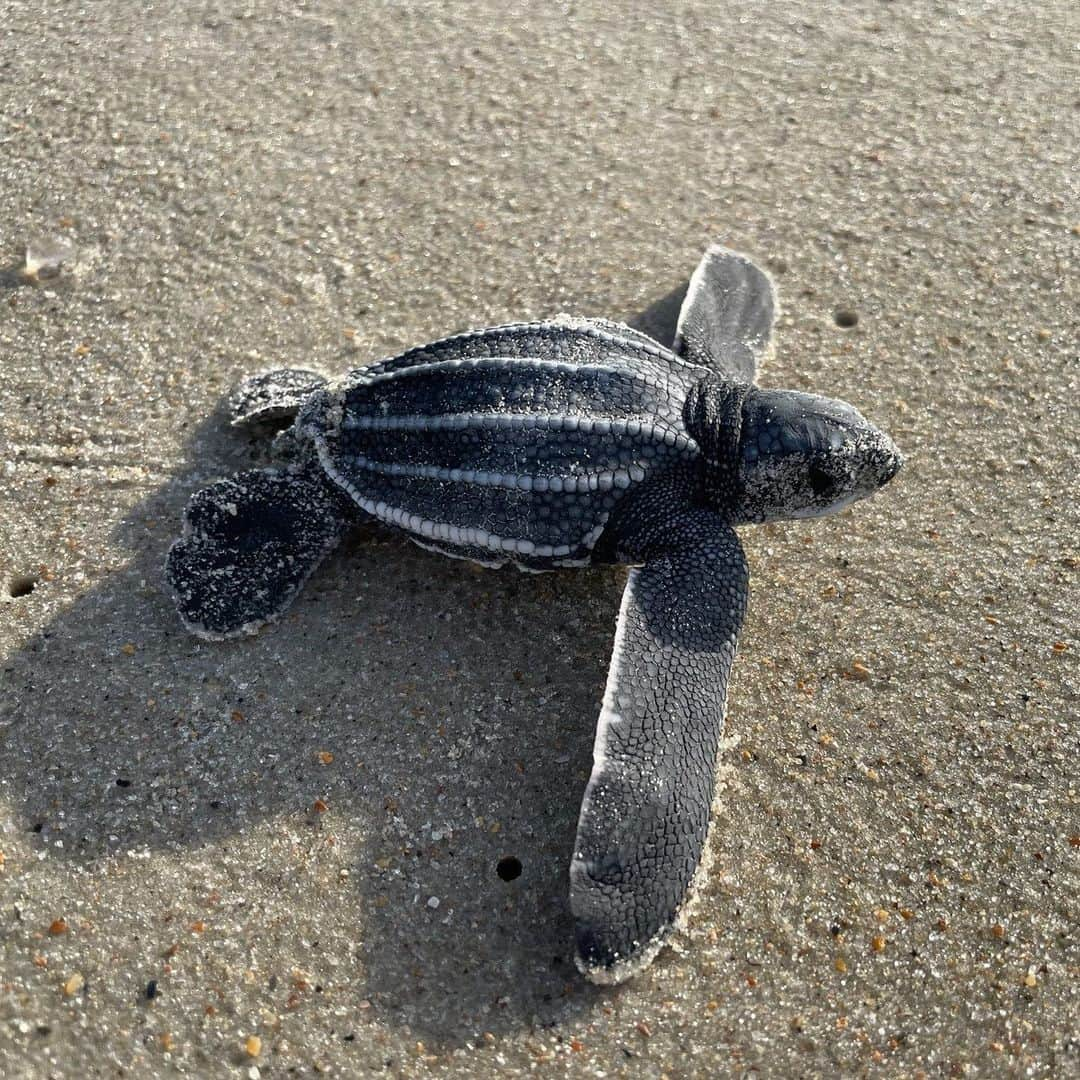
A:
[674,245,776,383]
[229,368,328,427]
[571,510,749,984]
[165,463,353,640]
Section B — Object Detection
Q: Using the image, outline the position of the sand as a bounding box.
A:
[0,1,1076,1076]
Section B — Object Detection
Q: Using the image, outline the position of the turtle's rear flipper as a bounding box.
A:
[165,463,353,640]
[673,245,776,384]
[229,368,328,427]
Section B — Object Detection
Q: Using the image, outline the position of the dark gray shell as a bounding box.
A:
[301,319,707,568]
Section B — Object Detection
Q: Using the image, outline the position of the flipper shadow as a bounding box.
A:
[625,281,687,346]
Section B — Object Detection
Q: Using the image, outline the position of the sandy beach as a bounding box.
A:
[1,2,1076,1075]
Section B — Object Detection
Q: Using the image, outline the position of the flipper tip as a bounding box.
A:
[574,926,671,986]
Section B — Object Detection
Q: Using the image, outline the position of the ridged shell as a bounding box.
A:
[308,320,704,567]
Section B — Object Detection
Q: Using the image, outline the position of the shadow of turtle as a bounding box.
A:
[0,289,690,1045]
[627,281,686,346]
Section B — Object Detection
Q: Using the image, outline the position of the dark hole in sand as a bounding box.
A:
[497,856,522,881]
[834,309,859,328]
[7,574,38,598]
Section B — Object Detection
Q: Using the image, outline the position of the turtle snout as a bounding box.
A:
[876,433,904,488]
[882,448,903,484]
[856,426,903,499]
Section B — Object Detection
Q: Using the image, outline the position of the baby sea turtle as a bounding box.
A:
[166,246,902,984]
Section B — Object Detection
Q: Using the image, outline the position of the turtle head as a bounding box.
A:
[731,388,903,523]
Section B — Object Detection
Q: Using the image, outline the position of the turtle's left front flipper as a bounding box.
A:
[571,510,748,984]
[165,463,354,640]
[674,245,776,383]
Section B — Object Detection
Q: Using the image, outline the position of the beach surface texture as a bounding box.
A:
[0,2,1076,1076]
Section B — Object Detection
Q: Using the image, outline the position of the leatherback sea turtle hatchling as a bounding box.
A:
[166,246,902,984]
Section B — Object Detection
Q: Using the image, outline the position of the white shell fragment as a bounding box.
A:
[22,236,77,282]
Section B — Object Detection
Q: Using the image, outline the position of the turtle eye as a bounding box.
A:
[808,465,835,498]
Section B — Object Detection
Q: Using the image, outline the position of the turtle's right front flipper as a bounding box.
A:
[571,509,749,983]
[165,463,353,640]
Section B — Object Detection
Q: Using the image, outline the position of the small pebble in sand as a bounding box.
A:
[62,973,84,997]
[246,1034,262,1057]
[49,918,68,935]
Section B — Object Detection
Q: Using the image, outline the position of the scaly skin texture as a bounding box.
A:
[735,389,902,523]
[165,463,353,640]
[674,246,776,380]
[229,367,329,427]
[572,476,749,982]
[300,319,707,569]
[165,247,903,984]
